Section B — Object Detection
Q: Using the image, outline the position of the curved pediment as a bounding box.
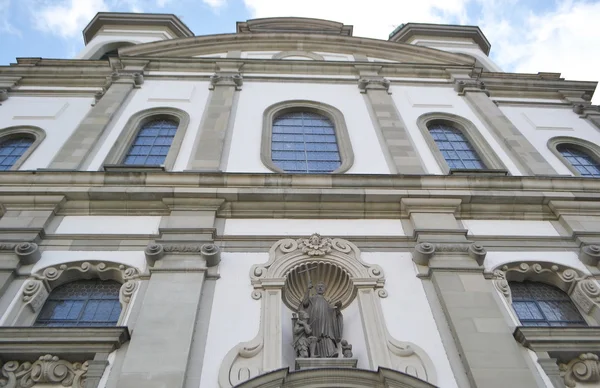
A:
[118,33,475,66]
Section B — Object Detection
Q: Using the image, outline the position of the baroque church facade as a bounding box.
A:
[0,11,600,388]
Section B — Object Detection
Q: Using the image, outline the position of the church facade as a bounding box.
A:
[0,11,599,388]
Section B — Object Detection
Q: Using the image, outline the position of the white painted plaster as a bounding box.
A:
[365,252,458,388]
[0,96,93,170]
[55,216,160,235]
[500,105,600,176]
[195,53,227,58]
[86,80,210,171]
[409,38,502,72]
[241,51,278,59]
[77,30,172,59]
[463,220,559,237]
[200,252,264,388]
[223,219,405,236]
[367,57,397,63]
[227,82,391,174]
[282,56,315,60]
[30,250,148,275]
[390,85,522,175]
[314,52,352,61]
[483,251,590,274]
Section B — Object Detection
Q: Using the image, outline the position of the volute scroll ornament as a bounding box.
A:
[579,244,600,267]
[0,354,89,388]
[560,353,600,387]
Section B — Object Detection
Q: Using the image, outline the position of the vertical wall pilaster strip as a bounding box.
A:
[462,91,556,175]
[431,270,540,388]
[187,82,239,171]
[362,87,425,174]
[49,81,134,170]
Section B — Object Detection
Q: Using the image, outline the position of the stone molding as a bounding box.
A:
[219,234,437,387]
[547,136,600,178]
[13,243,40,266]
[209,73,243,90]
[145,243,221,267]
[236,17,354,36]
[272,51,324,60]
[0,354,88,388]
[454,79,489,96]
[357,77,390,93]
[412,242,486,266]
[559,353,600,387]
[0,126,46,171]
[513,326,600,353]
[491,262,600,324]
[579,245,600,267]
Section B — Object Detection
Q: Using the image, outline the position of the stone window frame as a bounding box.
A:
[260,100,355,174]
[103,107,190,171]
[5,260,140,327]
[416,112,508,175]
[491,261,600,326]
[547,136,600,177]
[0,126,46,170]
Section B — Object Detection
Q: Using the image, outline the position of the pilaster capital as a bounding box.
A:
[412,242,486,267]
[573,104,600,118]
[454,79,489,96]
[357,77,390,94]
[209,72,243,90]
[579,244,600,267]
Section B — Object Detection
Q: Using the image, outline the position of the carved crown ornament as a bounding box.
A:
[490,262,600,316]
[21,261,140,315]
[0,354,88,388]
[560,353,600,387]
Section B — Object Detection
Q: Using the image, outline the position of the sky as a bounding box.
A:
[0,0,599,102]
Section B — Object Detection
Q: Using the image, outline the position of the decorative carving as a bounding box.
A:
[297,233,332,256]
[454,80,488,96]
[201,243,221,267]
[560,353,600,387]
[209,73,243,90]
[579,244,600,267]
[292,311,316,358]
[163,245,204,253]
[133,73,144,87]
[341,340,353,358]
[468,243,487,266]
[358,77,391,93]
[145,243,164,267]
[14,243,40,266]
[412,243,435,266]
[0,354,89,388]
[21,280,48,313]
[0,243,17,251]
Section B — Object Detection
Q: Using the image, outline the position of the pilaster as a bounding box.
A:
[187,62,243,171]
[356,65,425,174]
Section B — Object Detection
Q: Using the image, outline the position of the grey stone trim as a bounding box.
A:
[272,51,324,60]
[363,85,425,174]
[0,326,129,357]
[462,90,557,175]
[103,107,190,171]
[0,126,46,170]
[187,83,239,171]
[537,356,566,388]
[514,326,600,353]
[236,367,436,388]
[389,23,491,55]
[49,82,134,170]
[236,17,354,36]
[416,112,508,174]
[547,136,600,177]
[260,100,355,174]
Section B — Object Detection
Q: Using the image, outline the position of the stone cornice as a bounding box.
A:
[513,327,600,353]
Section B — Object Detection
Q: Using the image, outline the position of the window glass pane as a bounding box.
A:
[0,136,34,170]
[428,124,486,170]
[35,279,122,327]
[509,281,586,327]
[558,145,600,177]
[271,112,341,173]
[123,119,178,166]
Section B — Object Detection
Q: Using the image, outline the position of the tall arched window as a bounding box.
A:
[557,144,600,177]
[271,112,341,173]
[123,119,178,166]
[34,279,122,327]
[0,136,34,170]
[510,281,586,327]
[428,123,486,170]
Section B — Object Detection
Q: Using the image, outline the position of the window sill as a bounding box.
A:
[449,168,509,176]
[513,326,600,353]
[0,326,129,359]
[103,164,165,172]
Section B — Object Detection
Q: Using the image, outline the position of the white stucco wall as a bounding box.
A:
[0,96,93,170]
[77,28,176,59]
[55,216,161,235]
[462,220,560,237]
[500,105,600,175]
[226,82,391,174]
[390,85,523,175]
[223,219,405,236]
[87,80,210,171]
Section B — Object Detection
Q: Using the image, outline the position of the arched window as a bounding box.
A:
[557,144,600,177]
[123,119,178,166]
[428,123,486,170]
[0,135,34,171]
[510,281,586,327]
[34,279,122,327]
[271,111,341,173]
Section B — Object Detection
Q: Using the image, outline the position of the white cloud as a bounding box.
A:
[32,0,108,38]
[0,0,20,35]
[203,0,227,10]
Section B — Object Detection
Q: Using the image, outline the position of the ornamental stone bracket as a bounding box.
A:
[579,244,600,267]
[0,354,89,388]
[0,76,22,104]
[218,234,437,388]
[454,80,489,96]
[412,242,487,266]
[358,77,391,94]
[209,73,243,90]
[0,242,40,266]
[144,243,221,268]
[559,353,600,387]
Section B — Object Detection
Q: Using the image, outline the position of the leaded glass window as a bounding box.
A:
[123,119,178,166]
[271,112,341,173]
[510,281,586,327]
[428,124,486,170]
[34,279,122,327]
[557,145,600,177]
[0,136,34,171]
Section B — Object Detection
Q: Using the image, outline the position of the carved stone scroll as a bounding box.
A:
[14,243,40,266]
[579,245,600,267]
[560,353,600,387]
[412,242,486,266]
[0,354,89,388]
[145,243,164,267]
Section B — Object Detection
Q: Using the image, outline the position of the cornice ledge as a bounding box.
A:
[513,326,600,352]
[401,198,462,215]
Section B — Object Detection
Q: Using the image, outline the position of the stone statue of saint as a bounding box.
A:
[292,311,316,358]
[299,281,343,358]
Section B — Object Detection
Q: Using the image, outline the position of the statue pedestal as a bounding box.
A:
[295,358,358,370]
